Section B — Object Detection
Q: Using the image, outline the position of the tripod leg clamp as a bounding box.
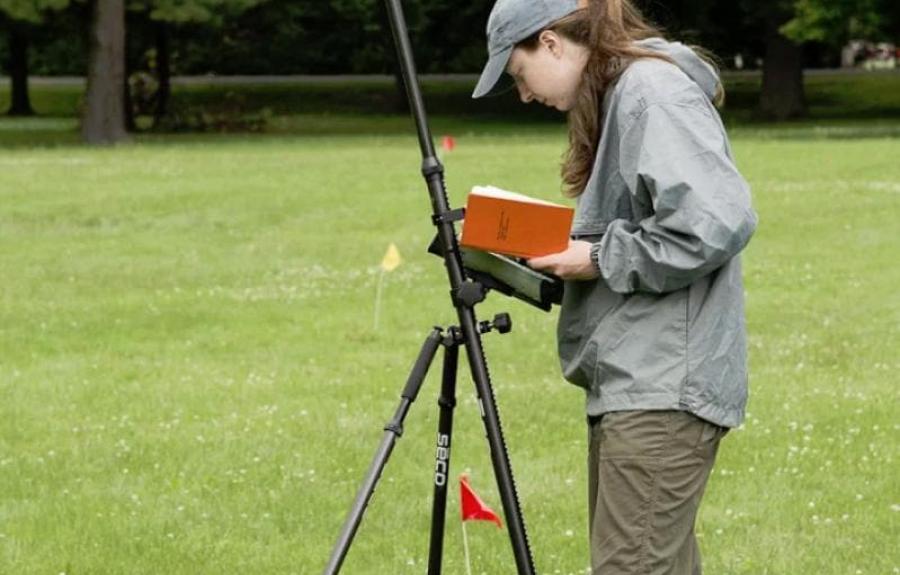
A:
[437,396,456,409]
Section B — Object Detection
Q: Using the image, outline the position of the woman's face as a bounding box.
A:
[506,31,588,112]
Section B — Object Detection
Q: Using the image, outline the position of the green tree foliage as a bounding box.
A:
[153,0,491,75]
[167,0,398,74]
[8,0,897,128]
[782,0,897,44]
[0,0,68,23]
[122,0,266,126]
[133,0,261,24]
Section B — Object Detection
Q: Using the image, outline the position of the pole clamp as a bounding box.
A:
[421,157,444,178]
[452,282,486,308]
[432,208,465,226]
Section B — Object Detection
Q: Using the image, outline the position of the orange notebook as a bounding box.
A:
[459,186,574,259]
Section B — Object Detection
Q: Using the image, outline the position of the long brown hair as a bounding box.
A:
[518,0,720,198]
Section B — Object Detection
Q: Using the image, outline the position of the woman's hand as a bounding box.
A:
[527,240,600,280]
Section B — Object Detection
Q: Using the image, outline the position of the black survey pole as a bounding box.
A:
[383,1,537,574]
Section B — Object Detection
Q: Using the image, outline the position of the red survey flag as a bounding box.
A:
[441,135,456,152]
[460,474,502,528]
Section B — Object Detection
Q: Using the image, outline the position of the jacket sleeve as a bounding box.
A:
[596,101,757,294]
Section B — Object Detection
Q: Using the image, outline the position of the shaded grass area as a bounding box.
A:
[1,71,899,133]
[722,72,900,121]
[2,111,900,154]
[0,73,899,155]
[0,114,897,574]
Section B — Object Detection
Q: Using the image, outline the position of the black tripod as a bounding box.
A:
[322,0,536,573]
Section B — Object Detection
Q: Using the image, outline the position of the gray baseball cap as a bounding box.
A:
[472,0,580,98]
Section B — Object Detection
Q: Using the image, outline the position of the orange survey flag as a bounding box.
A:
[460,474,502,528]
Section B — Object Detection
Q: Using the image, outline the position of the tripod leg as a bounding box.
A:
[322,328,443,575]
[427,338,459,575]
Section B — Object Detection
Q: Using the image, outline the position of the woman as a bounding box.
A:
[472,0,758,573]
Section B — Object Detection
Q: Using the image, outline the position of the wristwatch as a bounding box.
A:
[589,242,603,274]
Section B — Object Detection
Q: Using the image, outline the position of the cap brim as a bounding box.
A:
[472,46,514,99]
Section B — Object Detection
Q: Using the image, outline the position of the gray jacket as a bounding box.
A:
[559,39,758,428]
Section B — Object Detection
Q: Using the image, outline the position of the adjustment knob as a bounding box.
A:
[493,313,512,334]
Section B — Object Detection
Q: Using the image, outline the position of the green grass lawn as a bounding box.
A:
[1,102,898,573]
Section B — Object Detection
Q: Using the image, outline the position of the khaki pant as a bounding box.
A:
[588,410,727,575]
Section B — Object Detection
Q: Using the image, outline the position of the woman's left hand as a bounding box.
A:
[527,240,600,280]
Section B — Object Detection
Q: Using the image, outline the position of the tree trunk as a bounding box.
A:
[82,0,129,145]
[153,20,171,128]
[760,12,806,120]
[123,43,136,132]
[7,24,35,117]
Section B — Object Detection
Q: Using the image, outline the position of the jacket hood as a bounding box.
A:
[635,38,720,102]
